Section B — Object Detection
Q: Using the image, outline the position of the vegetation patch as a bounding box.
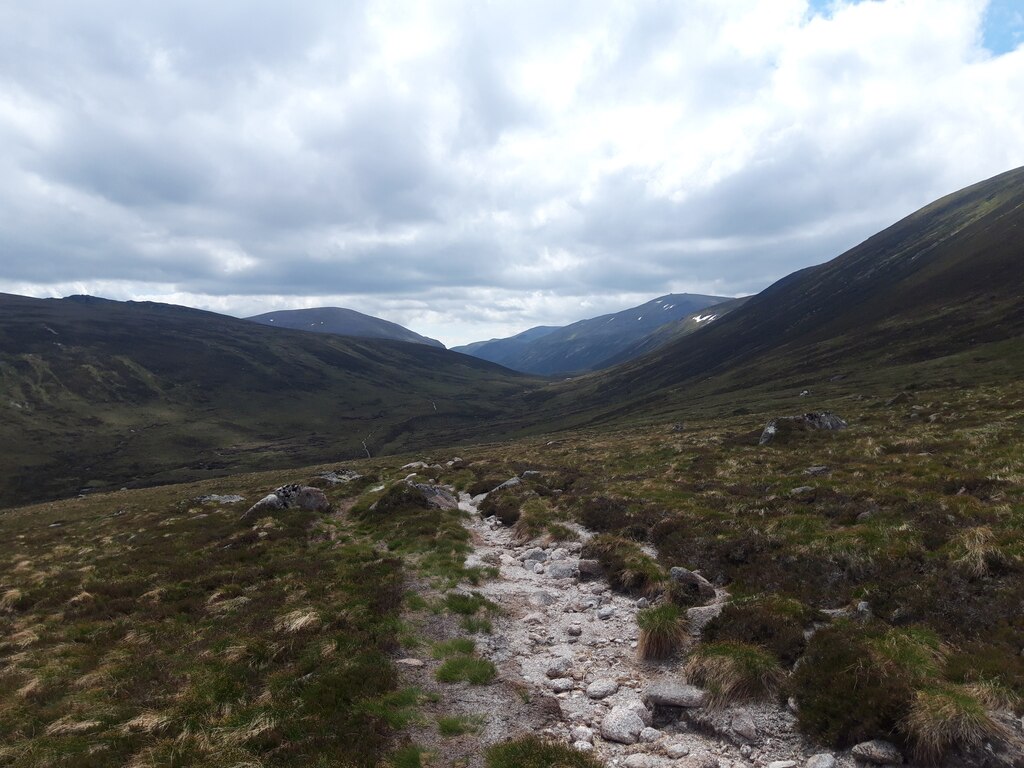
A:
[703,594,818,666]
[685,641,785,707]
[636,602,687,661]
[903,683,1010,763]
[580,534,666,595]
[435,656,497,685]
[485,735,604,768]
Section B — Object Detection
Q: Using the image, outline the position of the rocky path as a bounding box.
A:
[456,490,851,768]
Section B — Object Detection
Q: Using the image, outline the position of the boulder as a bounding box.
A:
[643,679,707,708]
[600,705,645,744]
[241,484,330,520]
[805,756,837,768]
[768,762,797,768]
[577,559,604,581]
[547,677,574,693]
[640,726,662,743]
[546,657,572,678]
[409,483,459,510]
[547,561,578,580]
[730,709,757,741]
[493,476,522,491]
[570,725,594,744]
[687,603,724,633]
[759,412,848,446]
[665,743,690,758]
[669,566,716,602]
[624,756,658,768]
[850,740,902,765]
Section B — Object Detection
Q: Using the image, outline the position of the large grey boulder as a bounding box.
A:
[242,484,330,519]
[586,678,619,699]
[547,561,578,580]
[643,679,707,708]
[805,755,837,768]
[669,566,716,602]
[409,482,459,510]
[577,559,604,581]
[759,412,848,446]
[600,705,646,744]
[850,740,903,765]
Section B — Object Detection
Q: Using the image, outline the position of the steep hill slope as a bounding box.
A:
[537,165,1024,421]
[0,294,535,506]
[451,325,559,368]
[454,293,730,375]
[247,306,444,348]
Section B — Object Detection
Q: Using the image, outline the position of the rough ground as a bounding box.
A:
[428,489,855,768]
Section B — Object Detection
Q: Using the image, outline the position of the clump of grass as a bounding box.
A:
[948,526,1009,577]
[636,603,687,661]
[580,534,665,595]
[437,714,484,736]
[444,591,495,616]
[432,638,475,658]
[703,594,818,666]
[902,684,1011,763]
[461,616,493,634]
[479,487,527,526]
[435,656,496,685]
[791,621,950,747]
[485,736,604,768]
[685,641,784,707]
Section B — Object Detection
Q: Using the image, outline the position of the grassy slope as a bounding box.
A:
[0,294,539,508]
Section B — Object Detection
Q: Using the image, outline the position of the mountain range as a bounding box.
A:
[247,306,445,348]
[452,293,736,375]
[1,166,1022,505]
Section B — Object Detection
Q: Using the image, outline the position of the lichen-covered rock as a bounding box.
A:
[409,482,459,510]
[547,561,578,580]
[241,484,330,519]
[586,678,619,699]
[669,566,716,602]
[643,679,707,708]
[759,412,848,445]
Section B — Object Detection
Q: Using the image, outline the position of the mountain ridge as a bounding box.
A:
[247,306,445,348]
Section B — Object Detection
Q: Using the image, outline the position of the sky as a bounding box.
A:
[1,0,1022,347]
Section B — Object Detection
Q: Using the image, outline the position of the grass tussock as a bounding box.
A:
[435,656,497,685]
[703,594,817,667]
[636,603,687,661]
[685,641,784,707]
[903,684,1011,763]
[580,534,665,595]
[485,735,604,768]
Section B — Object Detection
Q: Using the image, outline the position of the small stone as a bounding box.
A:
[666,743,690,759]
[573,740,594,752]
[640,726,662,743]
[548,677,574,693]
[624,756,656,768]
[547,561,578,580]
[790,485,815,497]
[730,710,757,741]
[533,562,545,574]
[636,597,650,609]
[521,547,547,562]
[740,745,753,758]
[597,606,615,620]
[768,762,797,768]
[804,466,830,476]
[669,566,716,602]
[530,591,557,607]
[395,658,424,667]
[550,547,568,561]
[523,612,545,625]
[546,657,572,678]
[643,679,707,708]
[586,679,619,699]
[578,559,604,580]
[850,740,903,765]
[804,756,837,768]
[570,725,594,743]
[567,624,583,637]
[687,603,724,632]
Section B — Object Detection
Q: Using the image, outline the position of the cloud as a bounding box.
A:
[0,0,1022,345]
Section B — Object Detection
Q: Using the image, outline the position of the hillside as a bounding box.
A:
[539,166,1024,423]
[247,306,445,348]
[0,294,536,507]
[453,294,730,375]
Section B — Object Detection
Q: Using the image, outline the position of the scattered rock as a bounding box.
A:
[790,485,816,499]
[241,484,330,520]
[669,567,716,602]
[805,755,837,768]
[395,658,424,667]
[681,755,718,768]
[315,469,362,485]
[573,740,595,752]
[521,470,542,479]
[597,605,615,620]
[546,657,572,678]
[548,677,574,693]
[759,412,848,446]
[601,705,646,744]
[640,726,662,743]
[521,547,547,563]
[850,740,902,765]
[570,725,594,743]
[493,476,522,491]
[804,466,830,476]
[624,755,658,768]
[768,762,797,768]
[586,679,619,699]
[530,591,557,607]
[687,603,724,633]
[547,561,578,580]
[643,679,707,708]
[666,743,690,758]
[567,624,583,637]
[410,483,459,510]
[197,494,245,504]
[730,709,758,741]
[400,461,429,470]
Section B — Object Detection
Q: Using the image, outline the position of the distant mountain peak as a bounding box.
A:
[247,307,444,348]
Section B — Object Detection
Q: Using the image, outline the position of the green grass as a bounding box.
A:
[437,714,484,736]
[636,603,687,660]
[432,639,476,658]
[685,641,785,707]
[485,736,604,767]
[435,656,497,685]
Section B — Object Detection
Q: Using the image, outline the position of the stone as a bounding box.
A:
[636,597,650,609]
[597,605,615,620]
[547,561,578,580]
[666,743,690,759]
[567,624,583,637]
[850,740,903,765]
[570,725,594,743]
[768,762,797,768]
[669,567,716,602]
[315,469,362,485]
[573,741,594,752]
[601,705,645,744]
[400,461,429,470]
[410,483,459,510]
[687,603,724,632]
[533,562,545,574]
[530,591,557,607]
[521,470,542,479]
[804,466,830,476]
[241,484,330,519]
[394,658,424,667]
[730,710,757,741]
[548,677,574,693]
[586,678,619,699]
[521,547,547,562]
[493,476,522,491]
[640,726,662,743]
[759,412,848,446]
[624,698,653,726]
[681,755,718,768]
[546,657,572,678]
[198,493,245,504]
[523,612,545,625]
[805,756,837,768]
[577,559,604,580]
[790,485,815,498]
[643,679,707,708]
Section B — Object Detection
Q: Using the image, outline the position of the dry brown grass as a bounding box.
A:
[685,641,785,707]
[903,684,1012,763]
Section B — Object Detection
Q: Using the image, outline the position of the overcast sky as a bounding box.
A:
[1,0,1022,346]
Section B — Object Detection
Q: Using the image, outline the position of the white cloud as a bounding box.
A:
[0,0,1022,346]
